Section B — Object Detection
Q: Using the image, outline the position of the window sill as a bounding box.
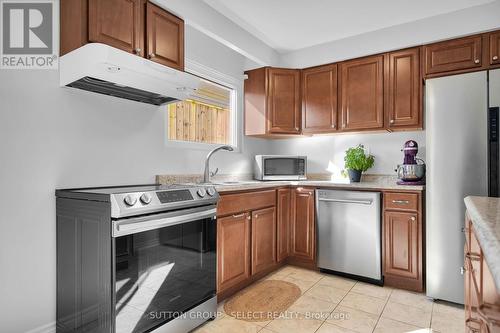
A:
[164,139,240,153]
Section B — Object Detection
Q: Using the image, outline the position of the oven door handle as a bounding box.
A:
[112,206,217,237]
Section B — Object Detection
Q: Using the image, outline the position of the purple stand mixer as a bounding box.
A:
[396,140,426,185]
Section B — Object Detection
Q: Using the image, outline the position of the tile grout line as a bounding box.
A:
[369,287,393,333]
[311,276,359,333]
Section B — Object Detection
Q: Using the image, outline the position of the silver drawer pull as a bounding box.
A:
[392,200,409,204]
[232,213,245,218]
[318,198,373,205]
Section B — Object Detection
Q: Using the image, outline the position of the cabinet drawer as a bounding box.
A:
[217,190,276,216]
[384,192,419,211]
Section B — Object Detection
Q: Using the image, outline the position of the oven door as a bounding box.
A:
[262,156,307,180]
[112,205,217,333]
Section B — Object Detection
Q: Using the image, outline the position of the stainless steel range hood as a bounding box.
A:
[59,43,201,105]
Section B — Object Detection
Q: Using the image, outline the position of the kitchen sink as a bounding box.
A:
[209,180,257,186]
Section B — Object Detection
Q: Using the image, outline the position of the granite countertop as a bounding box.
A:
[465,196,500,293]
[156,174,425,192]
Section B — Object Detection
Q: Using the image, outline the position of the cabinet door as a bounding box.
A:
[340,55,384,131]
[424,36,482,75]
[251,207,277,275]
[146,2,184,70]
[386,48,422,129]
[217,213,251,293]
[89,0,143,55]
[490,32,500,66]
[267,68,301,134]
[384,211,419,279]
[302,64,338,133]
[277,188,291,262]
[291,188,315,262]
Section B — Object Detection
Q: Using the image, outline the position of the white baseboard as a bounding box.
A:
[24,322,56,333]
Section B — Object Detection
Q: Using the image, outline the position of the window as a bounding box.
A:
[167,79,235,146]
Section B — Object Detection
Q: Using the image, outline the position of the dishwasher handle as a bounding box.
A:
[318,198,373,205]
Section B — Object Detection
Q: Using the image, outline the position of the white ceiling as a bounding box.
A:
[203,0,496,53]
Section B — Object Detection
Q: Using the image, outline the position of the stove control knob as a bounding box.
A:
[140,193,152,205]
[124,195,137,206]
[197,188,207,198]
[207,187,216,197]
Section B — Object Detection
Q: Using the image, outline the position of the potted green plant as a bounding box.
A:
[343,144,375,182]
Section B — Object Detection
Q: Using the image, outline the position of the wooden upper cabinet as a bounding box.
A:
[61,0,185,71]
[268,68,301,134]
[146,2,184,70]
[217,212,251,293]
[277,188,291,262]
[251,207,277,275]
[490,31,500,66]
[244,67,301,137]
[385,48,422,129]
[424,35,482,75]
[383,211,419,280]
[302,64,338,134]
[290,188,315,263]
[89,0,144,56]
[340,55,384,131]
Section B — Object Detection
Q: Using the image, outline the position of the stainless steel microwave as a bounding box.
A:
[254,155,307,180]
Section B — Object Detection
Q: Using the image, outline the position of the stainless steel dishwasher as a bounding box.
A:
[316,189,382,284]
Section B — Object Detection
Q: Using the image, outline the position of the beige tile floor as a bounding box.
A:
[193,266,465,333]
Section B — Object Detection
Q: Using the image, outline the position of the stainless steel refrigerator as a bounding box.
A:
[425,69,500,304]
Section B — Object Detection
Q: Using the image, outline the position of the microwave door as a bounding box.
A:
[262,157,306,180]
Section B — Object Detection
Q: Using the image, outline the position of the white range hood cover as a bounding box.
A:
[59,43,201,105]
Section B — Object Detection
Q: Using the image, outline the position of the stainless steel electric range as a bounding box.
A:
[56,184,219,333]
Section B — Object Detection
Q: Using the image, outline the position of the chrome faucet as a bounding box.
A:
[203,145,234,183]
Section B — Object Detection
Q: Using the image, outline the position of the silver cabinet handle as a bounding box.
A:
[254,214,259,219]
[149,53,156,59]
[332,124,336,129]
[460,266,466,275]
[494,55,499,61]
[474,59,480,64]
[390,119,395,124]
[392,200,409,204]
[318,198,373,205]
[247,215,251,220]
[410,216,416,221]
[232,213,245,218]
[134,48,142,55]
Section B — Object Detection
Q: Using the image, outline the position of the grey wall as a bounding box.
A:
[269,131,426,176]
[0,26,267,333]
[278,1,500,68]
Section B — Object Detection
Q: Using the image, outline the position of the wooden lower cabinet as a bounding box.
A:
[465,214,500,333]
[277,188,291,262]
[384,211,419,279]
[290,188,316,265]
[217,189,279,298]
[217,212,251,293]
[251,207,277,274]
[383,191,423,292]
